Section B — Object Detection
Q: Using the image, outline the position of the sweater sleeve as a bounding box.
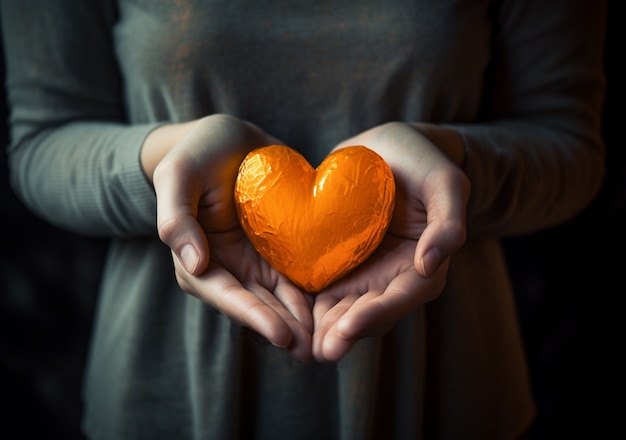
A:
[448,0,607,237]
[1,0,160,237]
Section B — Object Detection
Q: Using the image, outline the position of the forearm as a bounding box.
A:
[445,0,607,238]
[408,117,604,239]
[8,121,162,237]
[451,120,605,237]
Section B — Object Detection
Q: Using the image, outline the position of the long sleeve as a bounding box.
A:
[1,0,160,237]
[2,1,572,438]
[450,0,607,236]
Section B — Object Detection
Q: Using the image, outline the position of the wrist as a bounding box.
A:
[140,120,197,183]
[408,122,466,167]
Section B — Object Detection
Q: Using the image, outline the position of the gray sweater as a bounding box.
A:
[1,0,606,438]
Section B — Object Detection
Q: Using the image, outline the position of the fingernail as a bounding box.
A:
[180,244,198,273]
[421,246,442,277]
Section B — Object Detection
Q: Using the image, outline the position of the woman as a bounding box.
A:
[1,0,606,438]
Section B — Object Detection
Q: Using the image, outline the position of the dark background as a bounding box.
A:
[1,3,624,439]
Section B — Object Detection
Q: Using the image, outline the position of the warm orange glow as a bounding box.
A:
[234,145,395,292]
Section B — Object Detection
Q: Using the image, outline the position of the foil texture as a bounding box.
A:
[234,144,395,293]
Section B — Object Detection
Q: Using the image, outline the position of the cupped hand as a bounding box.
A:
[150,114,279,274]
[148,114,314,360]
[312,122,470,362]
[172,227,314,361]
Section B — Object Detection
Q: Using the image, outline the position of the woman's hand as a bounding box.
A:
[172,227,314,361]
[145,114,278,274]
[144,114,314,360]
[312,122,470,362]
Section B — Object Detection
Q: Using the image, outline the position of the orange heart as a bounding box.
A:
[234,145,395,292]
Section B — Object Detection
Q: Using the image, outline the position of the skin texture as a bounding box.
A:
[142,114,469,361]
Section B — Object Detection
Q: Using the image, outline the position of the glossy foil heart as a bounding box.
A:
[234,145,395,292]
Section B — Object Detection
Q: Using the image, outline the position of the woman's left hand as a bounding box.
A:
[312,122,470,362]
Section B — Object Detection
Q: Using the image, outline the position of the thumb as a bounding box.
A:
[414,219,465,277]
[413,176,469,277]
[153,161,210,275]
[413,152,470,277]
[158,212,210,275]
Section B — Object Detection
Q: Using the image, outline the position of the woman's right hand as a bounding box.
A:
[143,114,314,360]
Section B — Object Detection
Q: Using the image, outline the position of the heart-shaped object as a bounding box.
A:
[234,144,395,292]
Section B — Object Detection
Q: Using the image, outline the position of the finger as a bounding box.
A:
[316,331,354,363]
[414,167,469,277]
[246,280,313,361]
[320,264,447,362]
[284,318,313,361]
[174,255,294,349]
[311,293,359,361]
[316,290,389,363]
[154,156,210,275]
[220,285,294,350]
[274,277,314,333]
[342,262,447,339]
[312,293,340,331]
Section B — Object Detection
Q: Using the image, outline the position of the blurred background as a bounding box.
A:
[1,2,624,439]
